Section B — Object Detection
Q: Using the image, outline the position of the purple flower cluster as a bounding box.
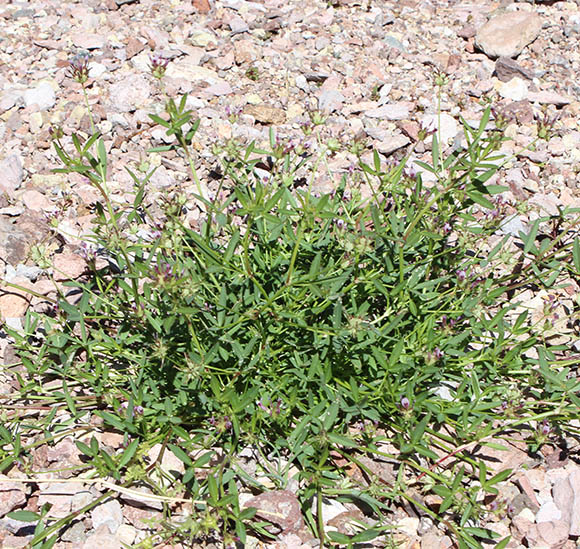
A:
[149,53,169,79]
[209,415,233,433]
[117,401,144,416]
[256,398,283,417]
[68,52,90,84]
[153,262,178,284]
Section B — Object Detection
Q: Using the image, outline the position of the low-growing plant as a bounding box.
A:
[2,54,580,549]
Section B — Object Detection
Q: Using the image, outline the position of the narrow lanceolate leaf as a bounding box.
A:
[573,236,580,273]
[224,230,240,263]
[168,444,193,466]
[431,132,440,171]
[97,138,107,178]
[6,510,41,522]
[148,113,171,128]
[117,439,139,469]
[522,218,540,255]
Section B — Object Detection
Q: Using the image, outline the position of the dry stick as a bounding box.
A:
[5,477,285,519]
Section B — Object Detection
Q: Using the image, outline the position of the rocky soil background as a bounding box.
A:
[1,0,580,547]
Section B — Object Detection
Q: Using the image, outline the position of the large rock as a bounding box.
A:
[475,12,542,59]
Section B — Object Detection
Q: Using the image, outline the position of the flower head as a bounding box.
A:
[149,53,169,79]
[419,117,437,139]
[403,164,417,179]
[539,419,551,436]
[48,125,64,140]
[68,52,90,84]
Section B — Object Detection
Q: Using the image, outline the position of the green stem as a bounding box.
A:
[81,84,96,137]
[317,485,325,547]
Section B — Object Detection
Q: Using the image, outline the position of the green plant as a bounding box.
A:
[2,54,580,549]
[245,66,260,81]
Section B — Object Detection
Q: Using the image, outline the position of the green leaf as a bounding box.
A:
[323,402,339,431]
[239,507,257,521]
[485,184,508,195]
[573,237,580,273]
[90,436,99,455]
[431,132,439,171]
[61,381,77,416]
[487,468,512,486]
[414,160,437,174]
[328,432,357,448]
[439,467,464,513]
[495,536,512,549]
[192,451,214,468]
[7,510,41,522]
[467,190,494,209]
[481,442,510,452]
[463,526,501,539]
[168,444,193,467]
[99,448,117,473]
[97,138,107,178]
[148,113,171,128]
[478,461,487,486]
[478,105,491,136]
[117,439,139,469]
[39,535,58,549]
[75,440,95,458]
[410,413,430,445]
[373,150,381,173]
[351,528,383,542]
[147,145,174,153]
[224,230,240,263]
[72,133,82,154]
[327,531,352,544]
[207,475,219,503]
[522,219,540,255]
[235,520,247,544]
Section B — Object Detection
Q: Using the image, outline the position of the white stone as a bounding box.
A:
[88,62,107,78]
[295,74,308,92]
[116,524,137,546]
[23,81,56,110]
[318,499,348,523]
[536,500,562,523]
[421,113,458,146]
[499,77,529,101]
[397,517,420,536]
[91,498,123,534]
[189,30,216,47]
[166,62,222,85]
[365,103,411,120]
